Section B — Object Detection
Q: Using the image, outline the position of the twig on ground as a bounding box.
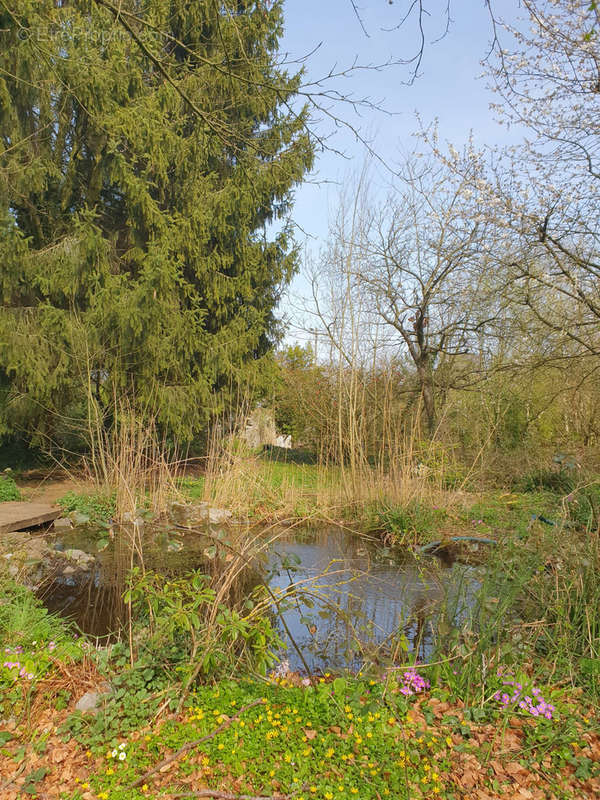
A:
[128,698,265,789]
[0,759,27,791]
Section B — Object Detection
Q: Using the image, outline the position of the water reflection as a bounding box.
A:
[39,523,479,671]
[267,527,479,672]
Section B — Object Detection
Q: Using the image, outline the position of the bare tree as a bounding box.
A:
[347,156,497,432]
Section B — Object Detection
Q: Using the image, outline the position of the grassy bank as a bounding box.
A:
[1,501,600,799]
[3,448,599,797]
[1,589,599,799]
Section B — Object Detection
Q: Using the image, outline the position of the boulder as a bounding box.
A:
[53,517,73,530]
[208,506,233,525]
[75,683,111,714]
[168,501,233,527]
[64,548,95,566]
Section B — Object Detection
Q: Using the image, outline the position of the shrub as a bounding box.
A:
[0,470,21,502]
[517,468,575,494]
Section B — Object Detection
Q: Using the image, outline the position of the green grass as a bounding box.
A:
[0,579,83,719]
[178,475,205,500]
[364,501,449,544]
[256,460,326,490]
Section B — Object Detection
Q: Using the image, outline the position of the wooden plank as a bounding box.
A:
[0,501,61,534]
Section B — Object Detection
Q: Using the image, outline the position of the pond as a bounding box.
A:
[39,522,482,674]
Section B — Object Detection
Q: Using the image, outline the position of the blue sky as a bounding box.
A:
[277,1,521,325]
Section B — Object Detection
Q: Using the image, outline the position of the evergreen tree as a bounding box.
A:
[0,0,313,444]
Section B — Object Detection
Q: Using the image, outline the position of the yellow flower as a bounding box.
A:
[269,770,275,777]
[142,786,148,793]
[387,717,396,726]
[217,743,225,750]
[145,735,151,741]
[82,784,89,790]
[97,794,108,800]
[106,768,114,776]
[325,793,333,799]
[350,788,358,794]
[366,732,372,739]
[445,736,453,747]
[310,787,317,794]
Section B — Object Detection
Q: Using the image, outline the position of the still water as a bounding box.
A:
[40,524,480,673]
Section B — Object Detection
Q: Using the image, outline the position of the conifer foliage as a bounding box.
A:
[0,0,313,441]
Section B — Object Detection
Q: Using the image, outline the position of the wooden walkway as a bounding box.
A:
[0,501,61,534]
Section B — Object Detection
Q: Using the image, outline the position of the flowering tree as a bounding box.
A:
[482,0,600,356]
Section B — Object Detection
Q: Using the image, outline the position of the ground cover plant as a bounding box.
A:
[0,580,85,720]
[57,491,117,525]
[2,658,599,799]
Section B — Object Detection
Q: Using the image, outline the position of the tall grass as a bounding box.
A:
[84,400,183,521]
[425,518,600,706]
[199,394,473,528]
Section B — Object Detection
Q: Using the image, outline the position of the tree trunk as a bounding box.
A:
[417,361,436,434]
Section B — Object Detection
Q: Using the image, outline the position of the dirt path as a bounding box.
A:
[17,474,95,505]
